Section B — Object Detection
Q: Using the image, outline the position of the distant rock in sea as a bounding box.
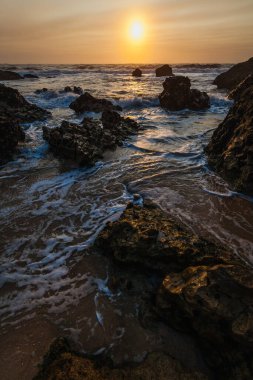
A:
[64,86,83,95]
[213,57,253,90]
[156,64,173,77]
[159,76,210,111]
[69,92,122,113]
[205,82,253,195]
[0,70,23,81]
[132,68,142,77]
[43,110,140,165]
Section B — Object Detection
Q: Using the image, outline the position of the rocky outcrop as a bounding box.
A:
[43,110,140,165]
[132,68,142,77]
[156,64,173,77]
[95,202,253,379]
[228,74,253,100]
[159,76,210,111]
[35,88,48,94]
[213,57,253,90]
[205,84,253,195]
[69,92,122,113]
[0,70,23,81]
[64,86,83,95]
[0,84,51,123]
[0,119,25,160]
[35,337,207,380]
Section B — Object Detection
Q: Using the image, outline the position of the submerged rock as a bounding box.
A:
[35,88,48,94]
[95,202,253,378]
[69,92,122,113]
[0,119,25,160]
[34,337,207,380]
[23,73,39,79]
[159,76,210,111]
[0,70,23,81]
[205,84,253,195]
[64,86,83,95]
[213,57,253,90]
[0,84,51,122]
[132,68,142,77]
[43,111,140,165]
[156,64,173,77]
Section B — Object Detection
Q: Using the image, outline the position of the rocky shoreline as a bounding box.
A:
[33,201,253,380]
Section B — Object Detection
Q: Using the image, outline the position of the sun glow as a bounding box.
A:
[129,20,145,42]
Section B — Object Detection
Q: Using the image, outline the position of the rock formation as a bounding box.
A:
[213,57,253,90]
[0,84,51,123]
[205,84,253,195]
[0,70,23,81]
[156,64,173,77]
[69,92,122,113]
[132,68,142,77]
[95,201,253,379]
[23,73,39,79]
[43,110,140,165]
[159,76,210,111]
[0,119,25,160]
[228,74,253,100]
[64,86,83,95]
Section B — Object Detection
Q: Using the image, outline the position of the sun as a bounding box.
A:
[129,20,145,42]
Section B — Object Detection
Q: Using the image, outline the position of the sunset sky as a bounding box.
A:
[0,0,252,64]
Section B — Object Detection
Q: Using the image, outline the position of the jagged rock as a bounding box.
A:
[69,92,122,113]
[35,88,48,94]
[23,73,39,79]
[159,76,210,111]
[205,84,253,195]
[0,84,51,122]
[213,57,253,90]
[0,70,23,81]
[34,337,207,380]
[132,68,142,77]
[156,64,173,77]
[228,74,253,100]
[95,202,253,379]
[43,111,139,165]
[0,119,25,160]
[64,86,72,92]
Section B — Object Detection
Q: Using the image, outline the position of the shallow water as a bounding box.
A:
[0,63,253,378]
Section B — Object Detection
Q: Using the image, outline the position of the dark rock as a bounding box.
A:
[69,92,122,113]
[159,76,210,111]
[0,84,51,123]
[228,74,253,100]
[213,57,253,90]
[43,111,139,165]
[205,84,253,195]
[0,119,25,160]
[35,88,48,94]
[95,202,253,379]
[23,73,39,79]
[64,86,72,92]
[73,86,83,95]
[132,68,142,77]
[0,70,23,81]
[34,337,207,380]
[156,64,173,77]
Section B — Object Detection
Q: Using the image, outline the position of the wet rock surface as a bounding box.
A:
[43,110,140,165]
[159,76,210,111]
[0,119,25,160]
[69,92,122,113]
[132,68,142,77]
[34,337,207,380]
[213,57,253,90]
[156,64,174,77]
[205,84,253,195]
[0,70,23,81]
[94,202,253,379]
[0,84,51,123]
[228,74,253,100]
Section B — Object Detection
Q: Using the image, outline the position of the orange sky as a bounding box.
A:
[0,0,252,64]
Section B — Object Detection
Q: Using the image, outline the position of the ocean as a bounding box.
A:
[0,63,253,376]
